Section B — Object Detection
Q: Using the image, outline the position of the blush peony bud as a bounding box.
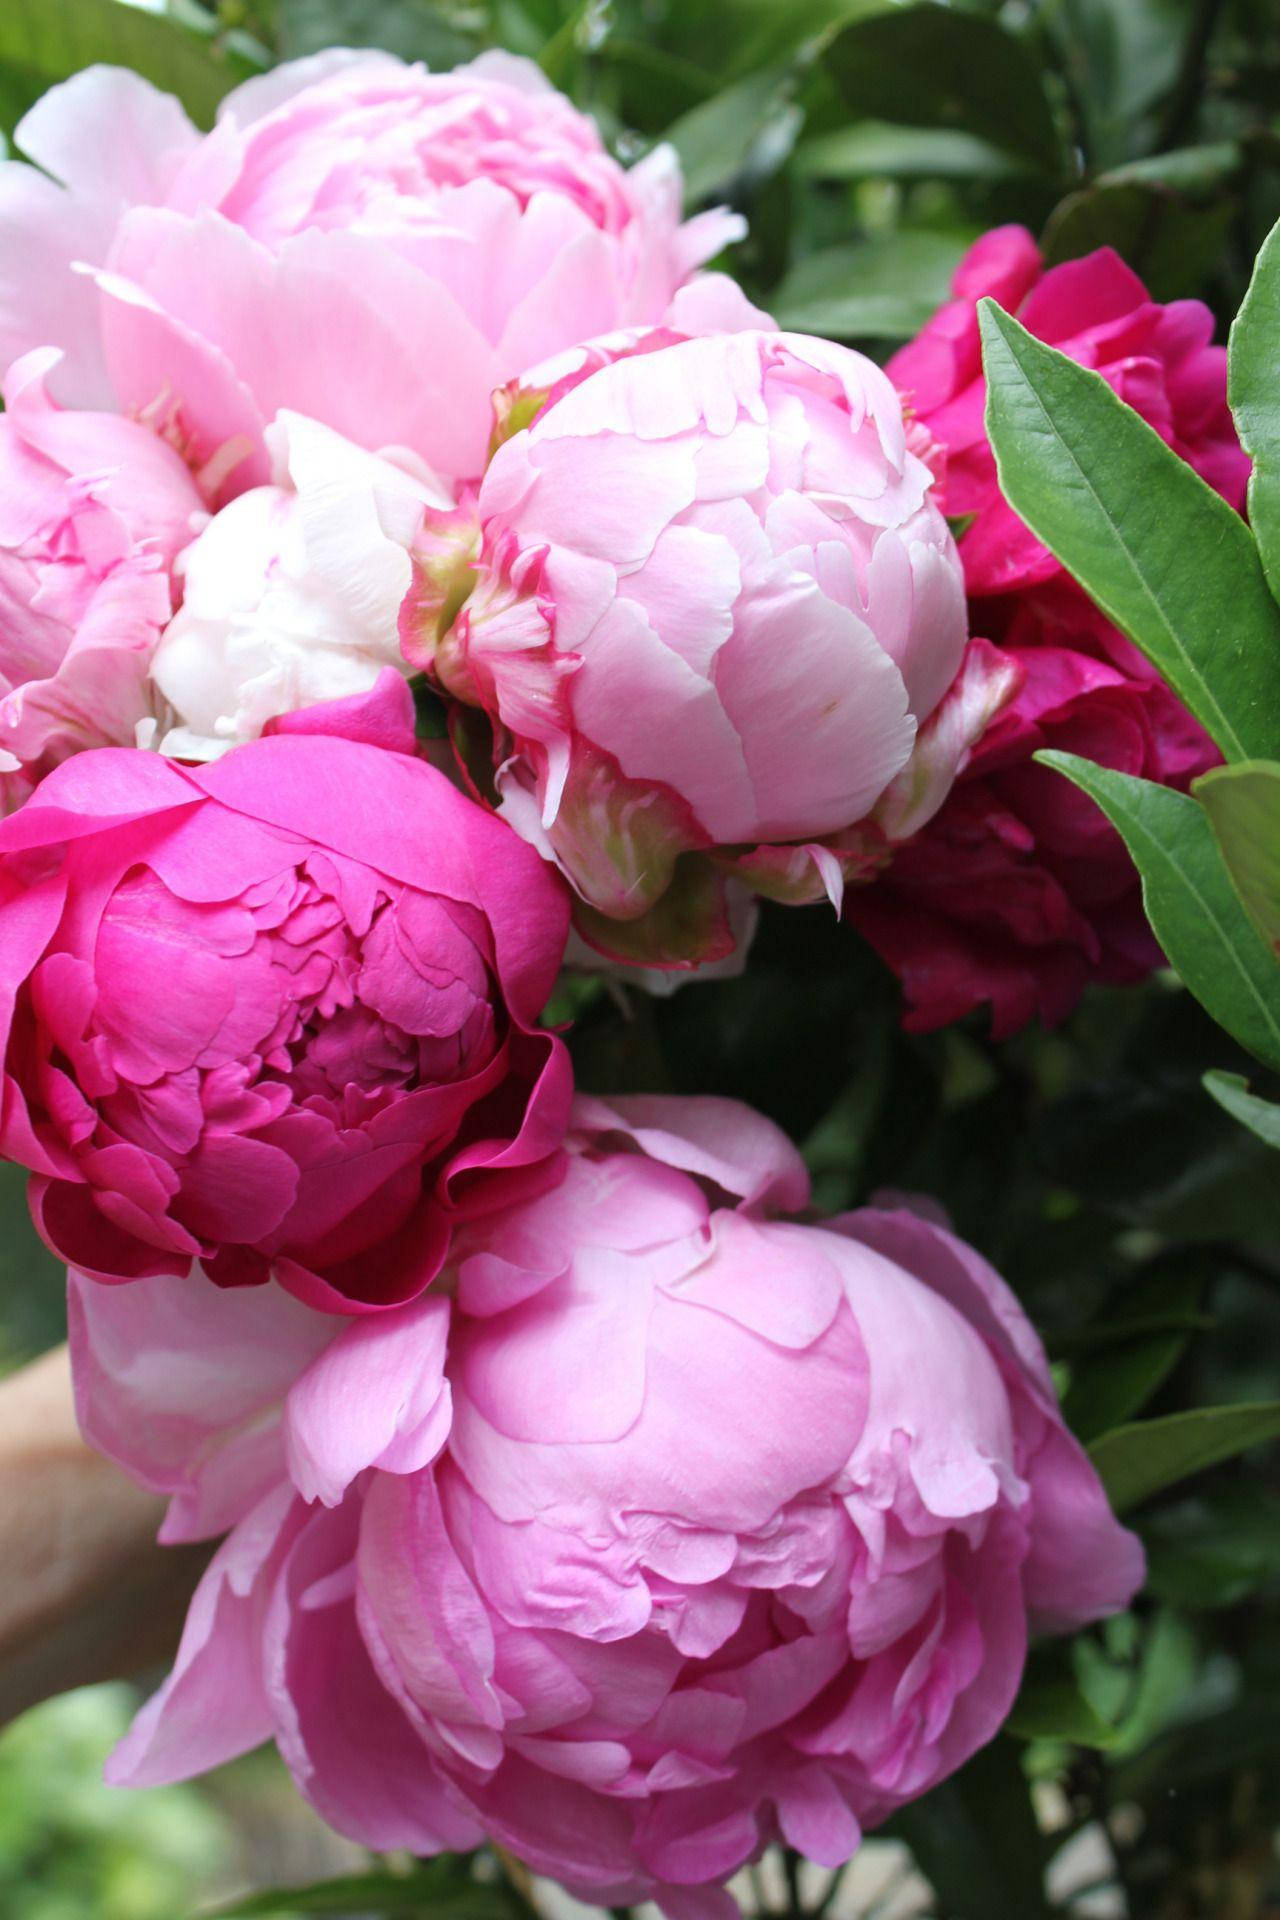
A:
[849,227,1251,1035]
[417,329,1000,967]
[73,1095,1143,1916]
[0,715,571,1309]
[150,412,446,759]
[0,56,749,495]
[0,347,205,807]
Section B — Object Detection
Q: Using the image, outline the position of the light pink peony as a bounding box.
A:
[0,346,205,809]
[409,329,1006,968]
[73,1095,1143,1915]
[849,227,1250,1035]
[149,410,449,759]
[0,695,571,1309]
[0,55,747,495]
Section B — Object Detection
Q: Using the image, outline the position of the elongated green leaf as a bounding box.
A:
[1035,754,1280,1070]
[204,1873,516,1918]
[1063,1271,1206,1443]
[1202,1069,1280,1148]
[1229,216,1280,601]
[981,301,1280,763]
[664,65,800,203]
[796,120,1024,181]
[1194,759,1280,952]
[824,3,1064,172]
[772,230,970,340]
[1090,1402,1280,1513]
[0,0,252,132]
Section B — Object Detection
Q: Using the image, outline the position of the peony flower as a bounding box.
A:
[848,227,1251,1035]
[0,54,749,495]
[0,700,571,1308]
[0,346,205,809]
[73,1095,1143,1916]
[410,328,1004,969]
[149,410,449,759]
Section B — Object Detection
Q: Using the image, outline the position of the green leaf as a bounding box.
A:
[1006,1655,1121,1748]
[1034,756,1280,1071]
[276,0,479,64]
[1202,1069,1280,1149]
[663,65,801,204]
[771,230,971,340]
[1089,1401,1280,1513]
[1142,1485,1280,1609]
[823,3,1064,172]
[1041,180,1235,304]
[795,119,1025,181]
[203,1872,518,1918]
[0,0,252,132]
[1194,760,1280,952]
[980,301,1280,764]
[1229,214,1280,601]
[887,1737,1051,1918]
[1062,1270,1206,1444]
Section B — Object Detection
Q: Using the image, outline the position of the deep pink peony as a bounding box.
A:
[849,226,1251,1035]
[410,328,1008,968]
[0,347,205,809]
[73,1095,1143,1915]
[0,55,747,495]
[0,696,571,1308]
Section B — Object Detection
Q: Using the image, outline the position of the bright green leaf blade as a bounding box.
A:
[0,0,251,132]
[1035,754,1280,1069]
[771,230,971,340]
[1202,1069,1280,1148]
[980,301,1280,763]
[1229,215,1280,601]
[1089,1402,1280,1513]
[1194,759,1280,951]
[823,2,1064,171]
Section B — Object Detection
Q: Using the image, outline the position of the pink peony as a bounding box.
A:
[0,346,205,809]
[410,328,1006,968]
[73,1095,1143,1915]
[0,698,571,1308]
[0,55,748,495]
[849,227,1251,1035]
[149,410,450,759]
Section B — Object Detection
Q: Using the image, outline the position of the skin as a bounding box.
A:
[0,1346,208,1728]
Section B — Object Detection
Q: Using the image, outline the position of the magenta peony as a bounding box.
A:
[411,328,1007,968]
[72,1095,1143,1916]
[848,226,1251,1035]
[0,347,205,809]
[0,55,747,495]
[0,701,571,1308]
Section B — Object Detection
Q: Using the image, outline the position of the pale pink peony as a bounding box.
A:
[73,1095,1143,1915]
[0,55,748,495]
[0,700,571,1309]
[150,411,449,759]
[849,227,1250,1035]
[409,329,1005,968]
[0,346,205,808]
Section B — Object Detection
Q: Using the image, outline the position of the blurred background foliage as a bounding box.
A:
[0,0,1279,1915]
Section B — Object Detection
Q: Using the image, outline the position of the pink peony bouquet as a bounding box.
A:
[0,32,1247,1916]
